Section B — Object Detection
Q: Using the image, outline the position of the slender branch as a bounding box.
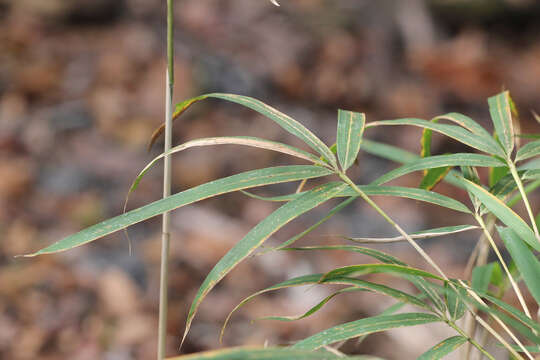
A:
[158,1,174,359]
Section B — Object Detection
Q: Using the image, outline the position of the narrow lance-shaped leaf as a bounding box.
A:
[488,91,515,156]
[22,166,332,257]
[459,177,540,251]
[361,139,419,164]
[371,153,504,186]
[498,227,540,305]
[181,182,348,346]
[337,109,365,171]
[150,93,337,166]
[417,336,468,360]
[292,312,441,350]
[366,118,505,157]
[243,184,472,214]
[516,139,540,162]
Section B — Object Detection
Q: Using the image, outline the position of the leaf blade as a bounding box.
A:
[23,166,333,256]
[488,91,514,156]
[417,336,468,360]
[337,110,365,171]
[292,313,441,350]
[516,139,540,162]
[459,178,540,251]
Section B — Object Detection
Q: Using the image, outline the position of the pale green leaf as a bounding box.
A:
[22,166,332,257]
[433,113,492,138]
[488,91,515,156]
[292,313,441,350]
[182,182,348,346]
[459,177,540,251]
[472,263,497,294]
[366,118,505,157]
[321,263,444,282]
[337,110,365,171]
[517,139,540,162]
[444,280,466,321]
[361,139,418,164]
[498,227,540,305]
[371,153,504,186]
[417,336,468,360]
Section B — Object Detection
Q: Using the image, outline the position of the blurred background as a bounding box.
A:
[1,0,539,359]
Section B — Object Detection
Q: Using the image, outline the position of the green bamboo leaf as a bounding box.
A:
[22,166,332,257]
[523,169,540,180]
[361,139,419,164]
[433,113,492,138]
[151,94,336,166]
[348,186,471,214]
[345,225,478,244]
[337,110,365,171]
[472,263,498,294]
[292,313,441,350]
[489,166,509,187]
[366,118,505,157]
[444,280,466,321]
[461,166,482,212]
[371,154,504,186]
[459,177,540,251]
[488,91,515,156]
[483,294,540,335]
[321,264,444,282]
[417,336,468,360]
[497,227,540,305]
[516,139,540,162]
[182,182,348,346]
[245,184,472,214]
[167,347,381,360]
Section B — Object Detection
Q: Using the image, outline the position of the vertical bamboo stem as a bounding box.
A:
[158,0,174,358]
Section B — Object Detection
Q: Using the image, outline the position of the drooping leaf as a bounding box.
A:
[336,110,365,171]
[459,177,540,251]
[483,294,540,335]
[417,336,468,360]
[292,313,441,350]
[345,224,479,243]
[154,94,337,166]
[166,347,381,360]
[516,139,540,162]
[23,166,333,257]
[371,154,504,186]
[182,182,348,346]
[497,227,540,305]
[488,91,515,156]
[366,118,505,157]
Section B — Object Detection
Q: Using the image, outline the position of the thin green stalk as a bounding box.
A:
[475,214,531,319]
[158,1,174,359]
[508,162,539,240]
